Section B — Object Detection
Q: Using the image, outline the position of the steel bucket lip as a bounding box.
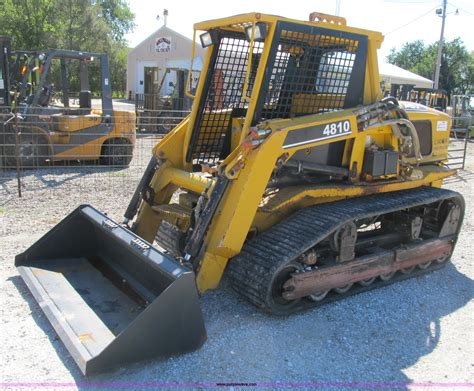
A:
[18,263,206,376]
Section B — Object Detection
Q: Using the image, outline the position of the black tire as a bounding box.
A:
[100,139,133,167]
[157,115,175,134]
[3,130,50,168]
[157,123,173,134]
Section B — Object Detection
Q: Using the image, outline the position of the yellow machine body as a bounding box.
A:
[132,13,455,293]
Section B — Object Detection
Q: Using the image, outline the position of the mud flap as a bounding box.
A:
[15,205,207,376]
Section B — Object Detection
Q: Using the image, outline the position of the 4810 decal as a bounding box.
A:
[322,120,351,136]
[283,119,353,149]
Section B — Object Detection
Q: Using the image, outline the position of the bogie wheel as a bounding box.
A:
[100,139,133,167]
[435,254,451,264]
[267,261,302,314]
[358,277,376,287]
[308,290,329,302]
[400,266,415,274]
[4,130,50,168]
[380,271,396,281]
[418,261,432,269]
[334,283,353,294]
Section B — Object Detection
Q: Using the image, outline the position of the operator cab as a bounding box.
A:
[187,13,373,172]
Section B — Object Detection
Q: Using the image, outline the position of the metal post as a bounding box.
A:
[60,58,70,107]
[13,94,22,197]
[461,115,469,169]
[434,0,447,90]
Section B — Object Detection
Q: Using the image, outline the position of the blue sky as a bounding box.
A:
[125,0,474,61]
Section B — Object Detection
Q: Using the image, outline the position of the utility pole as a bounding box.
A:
[434,0,447,90]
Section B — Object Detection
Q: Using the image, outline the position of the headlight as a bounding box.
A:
[245,22,267,42]
[199,30,219,48]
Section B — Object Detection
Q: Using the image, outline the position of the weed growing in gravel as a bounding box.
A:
[109,171,128,177]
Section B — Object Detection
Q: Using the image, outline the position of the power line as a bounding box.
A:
[449,2,474,15]
[384,6,437,35]
[384,0,436,4]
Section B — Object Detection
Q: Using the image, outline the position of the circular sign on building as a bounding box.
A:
[156,37,171,53]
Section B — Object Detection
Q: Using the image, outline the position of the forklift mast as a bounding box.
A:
[27,49,113,118]
[0,36,11,107]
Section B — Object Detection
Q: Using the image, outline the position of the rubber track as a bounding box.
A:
[227,186,464,314]
[156,220,183,258]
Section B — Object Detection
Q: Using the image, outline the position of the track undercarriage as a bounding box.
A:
[228,187,464,315]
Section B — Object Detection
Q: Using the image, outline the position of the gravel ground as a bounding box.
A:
[0,138,473,389]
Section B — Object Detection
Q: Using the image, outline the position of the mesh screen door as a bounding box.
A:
[187,33,264,164]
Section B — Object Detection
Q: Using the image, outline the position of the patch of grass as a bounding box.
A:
[109,171,127,177]
[0,207,5,215]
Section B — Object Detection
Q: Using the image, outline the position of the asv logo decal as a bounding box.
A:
[323,120,351,136]
[130,238,150,252]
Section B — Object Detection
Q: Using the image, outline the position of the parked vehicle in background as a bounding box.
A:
[135,67,195,133]
[448,95,473,139]
[384,83,449,112]
[0,44,136,168]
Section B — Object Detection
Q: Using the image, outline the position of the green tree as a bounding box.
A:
[387,38,474,96]
[108,43,130,97]
[387,40,427,70]
[0,0,57,49]
[99,0,135,42]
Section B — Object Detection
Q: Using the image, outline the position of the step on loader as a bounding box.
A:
[17,12,464,375]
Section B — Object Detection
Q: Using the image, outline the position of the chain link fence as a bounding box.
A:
[0,102,191,207]
[135,94,192,134]
[447,115,472,170]
[1,108,471,206]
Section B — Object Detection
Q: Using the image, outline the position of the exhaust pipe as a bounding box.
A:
[15,205,206,375]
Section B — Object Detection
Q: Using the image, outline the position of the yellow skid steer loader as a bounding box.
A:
[16,12,464,375]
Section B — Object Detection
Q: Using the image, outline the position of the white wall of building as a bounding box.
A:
[127,25,206,97]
